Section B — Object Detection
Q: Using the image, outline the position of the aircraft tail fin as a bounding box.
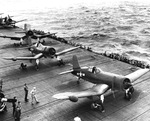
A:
[72,55,80,70]
[59,55,80,75]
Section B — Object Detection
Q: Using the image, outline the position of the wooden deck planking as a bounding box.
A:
[0,28,150,121]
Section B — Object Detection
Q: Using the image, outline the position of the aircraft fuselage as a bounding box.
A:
[72,68,127,91]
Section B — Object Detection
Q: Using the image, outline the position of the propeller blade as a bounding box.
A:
[111,76,116,98]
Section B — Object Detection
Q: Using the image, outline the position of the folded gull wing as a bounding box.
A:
[53,84,109,100]
[125,68,149,83]
[3,53,44,61]
[56,46,79,56]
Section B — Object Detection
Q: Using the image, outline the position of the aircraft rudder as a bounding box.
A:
[72,55,80,70]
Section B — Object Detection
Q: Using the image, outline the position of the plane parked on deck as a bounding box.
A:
[3,43,79,70]
[53,55,149,111]
[0,15,26,28]
[0,30,52,47]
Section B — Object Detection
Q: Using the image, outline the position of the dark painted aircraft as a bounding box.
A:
[3,43,79,70]
[53,55,149,111]
[0,15,26,28]
[0,30,51,46]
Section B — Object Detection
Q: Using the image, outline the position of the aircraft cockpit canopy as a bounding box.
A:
[35,43,44,50]
[88,66,102,74]
[95,67,102,73]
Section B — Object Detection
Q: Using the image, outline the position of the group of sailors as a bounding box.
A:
[30,28,150,70]
[101,51,150,69]
[42,30,149,69]
[32,29,46,35]
[0,83,40,121]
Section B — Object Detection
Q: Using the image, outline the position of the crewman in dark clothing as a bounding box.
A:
[12,96,17,116]
[92,66,96,73]
[24,83,28,102]
[14,107,21,121]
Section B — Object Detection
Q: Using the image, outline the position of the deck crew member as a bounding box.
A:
[24,83,28,102]
[30,87,39,105]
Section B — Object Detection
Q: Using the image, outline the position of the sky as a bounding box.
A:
[1,0,150,13]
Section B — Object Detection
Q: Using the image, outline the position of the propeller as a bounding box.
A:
[123,78,133,90]
[123,78,134,100]
[111,76,116,98]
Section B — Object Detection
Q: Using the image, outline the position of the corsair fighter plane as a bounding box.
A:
[0,30,50,46]
[0,15,26,28]
[3,43,79,70]
[53,55,149,111]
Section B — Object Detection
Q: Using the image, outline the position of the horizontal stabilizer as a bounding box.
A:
[59,69,73,75]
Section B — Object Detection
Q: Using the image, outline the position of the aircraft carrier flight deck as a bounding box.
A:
[0,28,150,121]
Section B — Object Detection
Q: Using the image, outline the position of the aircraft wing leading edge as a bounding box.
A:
[3,53,43,61]
[56,46,80,56]
[53,84,109,100]
[125,68,149,83]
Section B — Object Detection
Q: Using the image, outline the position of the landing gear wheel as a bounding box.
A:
[124,92,132,101]
[130,86,134,94]
[124,87,134,101]
[41,40,45,45]
[20,63,27,70]
[91,103,97,109]
[98,105,105,112]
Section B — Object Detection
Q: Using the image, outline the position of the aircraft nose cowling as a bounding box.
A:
[123,78,132,90]
[26,30,34,36]
[69,96,78,102]
[48,47,56,55]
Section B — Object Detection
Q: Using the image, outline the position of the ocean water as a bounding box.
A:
[1,0,150,64]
